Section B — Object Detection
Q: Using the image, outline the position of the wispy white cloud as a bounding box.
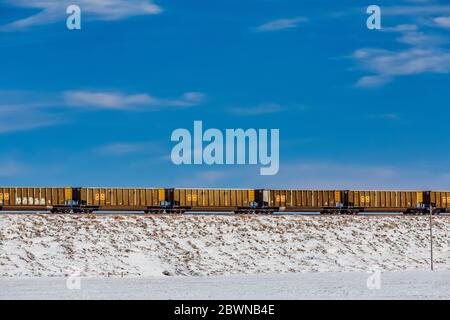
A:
[383,24,418,33]
[0,0,162,31]
[396,30,446,46]
[0,97,64,133]
[355,75,391,88]
[383,5,450,16]
[175,160,450,190]
[254,17,307,32]
[434,16,450,28]
[0,158,28,177]
[64,90,206,110]
[228,103,308,116]
[0,89,206,133]
[366,113,402,122]
[380,113,401,121]
[0,112,62,133]
[65,91,154,110]
[349,1,450,87]
[94,142,154,156]
[382,23,447,46]
[228,103,283,115]
[353,47,450,88]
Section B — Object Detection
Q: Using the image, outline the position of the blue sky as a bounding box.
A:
[0,0,450,189]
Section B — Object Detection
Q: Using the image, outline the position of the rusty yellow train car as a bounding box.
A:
[0,187,71,212]
[172,188,258,213]
[262,189,339,211]
[77,187,169,213]
[342,190,425,214]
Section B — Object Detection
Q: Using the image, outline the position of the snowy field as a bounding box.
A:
[0,214,449,277]
[1,271,449,299]
[0,214,449,299]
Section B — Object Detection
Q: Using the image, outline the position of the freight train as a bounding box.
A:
[0,187,448,214]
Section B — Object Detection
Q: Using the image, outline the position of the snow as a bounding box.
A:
[1,214,449,299]
[0,214,449,277]
[0,271,449,299]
